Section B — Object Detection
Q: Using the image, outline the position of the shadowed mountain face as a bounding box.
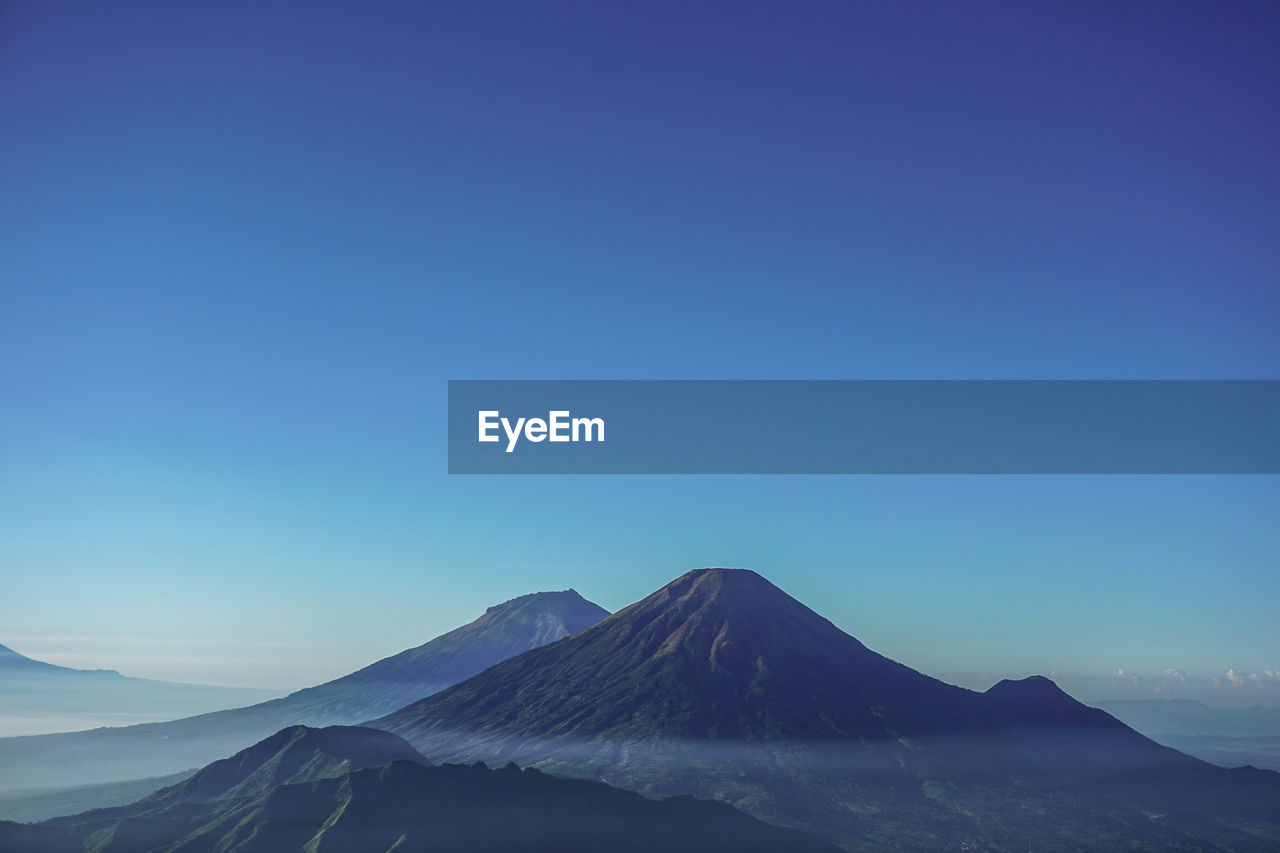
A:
[375,569,1280,851]
[379,570,1159,751]
[382,568,989,740]
[0,591,608,798]
[0,726,838,853]
[141,725,426,804]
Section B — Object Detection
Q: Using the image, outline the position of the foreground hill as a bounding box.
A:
[0,591,607,797]
[0,725,837,853]
[375,568,1280,851]
[0,643,278,737]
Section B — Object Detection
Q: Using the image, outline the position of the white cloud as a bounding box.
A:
[1111,668,1140,685]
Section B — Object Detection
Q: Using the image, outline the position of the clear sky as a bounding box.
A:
[2,2,1277,697]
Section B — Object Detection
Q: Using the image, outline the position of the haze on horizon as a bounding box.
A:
[2,3,1277,702]
[5,571,1279,711]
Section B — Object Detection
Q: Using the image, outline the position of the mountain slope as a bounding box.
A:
[0,591,608,799]
[269,589,608,722]
[1,726,839,853]
[379,570,1168,757]
[141,724,426,804]
[374,568,1280,851]
[0,644,75,674]
[0,643,280,738]
[1094,698,1280,772]
[382,567,985,741]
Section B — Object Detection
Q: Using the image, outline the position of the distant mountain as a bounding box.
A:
[0,725,838,853]
[374,568,1280,851]
[0,591,608,800]
[0,772,195,824]
[268,589,609,723]
[0,644,78,674]
[1095,699,1280,738]
[378,569,1173,757]
[1096,698,1280,771]
[0,642,279,738]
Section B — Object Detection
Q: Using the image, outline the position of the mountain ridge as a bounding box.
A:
[379,569,1151,743]
[372,568,1277,851]
[4,725,838,853]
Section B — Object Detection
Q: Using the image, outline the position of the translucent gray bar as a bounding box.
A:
[447,381,1280,474]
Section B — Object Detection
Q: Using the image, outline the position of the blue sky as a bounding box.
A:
[2,2,1277,695]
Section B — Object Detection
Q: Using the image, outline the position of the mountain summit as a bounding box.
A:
[381,568,992,743]
[374,568,1277,851]
[145,725,427,805]
[287,588,608,719]
[376,568,1153,749]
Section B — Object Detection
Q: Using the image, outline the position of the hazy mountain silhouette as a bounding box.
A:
[253,589,608,724]
[0,591,608,800]
[0,725,837,853]
[0,643,279,738]
[0,644,81,674]
[0,772,194,824]
[1097,698,1280,771]
[374,568,1280,851]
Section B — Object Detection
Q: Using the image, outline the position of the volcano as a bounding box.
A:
[374,568,1280,851]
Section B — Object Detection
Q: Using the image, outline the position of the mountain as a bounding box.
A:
[0,591,608,800]
[0,725,838,853]
[267,589,609,723]
[139,724,426,804]
[1096,699,1280,771]
[0,644,74,674]
[0,643,280,738]
[374,568,1280,851]
[377,570,1175,762]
